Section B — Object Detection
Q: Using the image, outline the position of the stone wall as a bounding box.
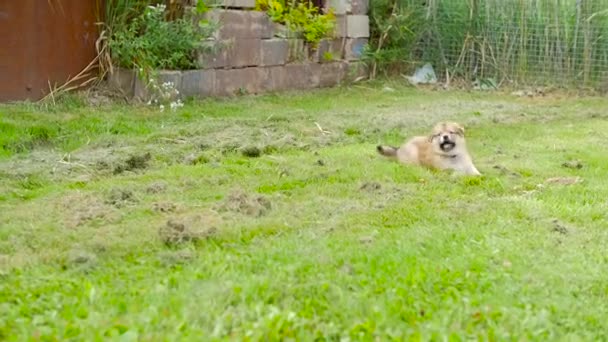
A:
[109,0,370,99]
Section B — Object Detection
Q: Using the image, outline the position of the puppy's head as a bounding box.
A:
[429,122,465,153]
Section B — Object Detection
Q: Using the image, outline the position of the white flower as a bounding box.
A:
[159,104,165,112]
[170,100,184,111]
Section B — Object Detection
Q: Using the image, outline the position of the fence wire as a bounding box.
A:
[368,0,608,89]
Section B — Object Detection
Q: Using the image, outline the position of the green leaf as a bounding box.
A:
[196,0,209,14]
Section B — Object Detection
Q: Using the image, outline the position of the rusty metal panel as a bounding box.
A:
[0,0,100,102]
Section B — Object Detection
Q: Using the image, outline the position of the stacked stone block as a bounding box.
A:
[110,0,369,99]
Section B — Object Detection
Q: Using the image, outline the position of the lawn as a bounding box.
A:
[1,82,608,340]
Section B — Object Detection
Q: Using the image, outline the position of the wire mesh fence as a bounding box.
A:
[367,0,608,89]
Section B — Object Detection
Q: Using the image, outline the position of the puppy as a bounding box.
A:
[377,121,481,175]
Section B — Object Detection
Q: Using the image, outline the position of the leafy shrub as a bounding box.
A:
[108,1,216,77]
[256,0,335,47]
[363,0,424,79]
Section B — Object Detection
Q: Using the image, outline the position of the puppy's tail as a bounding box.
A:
[376,145,398,158]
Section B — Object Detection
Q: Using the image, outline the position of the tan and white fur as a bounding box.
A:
[377,122,481,175]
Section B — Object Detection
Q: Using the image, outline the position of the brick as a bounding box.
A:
[158,71,183,89]
[198,40,229,69]
[204,10,245,38]
[333,39,346,59]
[198,52,227,69]
[256,67,275,92]
[134,70,182,102]
[215,68,252,96]
[287,39,308,62]
[346,15,369,38]
[180,69,216,97]
[269,64,310,90]
[273,23,298,38]
[249,11,275,39]
[212,0,256,8]
[325,0,349,15]
[334,15,347,37]
[227,39,262,67]
[205,10,274,39]
[134,77,147,101]
[215,67,273,96]
[350,0,369,14]
[261,39,289,66]
[267,66,288,91]
[312,61,348,87]
[312,39,344,62]
[344,38,368,60]
[285,64,318,89]
[107,68,135,97]
[199,39,262,68]
[309,66,321,89]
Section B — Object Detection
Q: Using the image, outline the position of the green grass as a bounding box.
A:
[1,83,608,340]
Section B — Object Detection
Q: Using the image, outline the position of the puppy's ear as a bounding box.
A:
[455,124,465,136]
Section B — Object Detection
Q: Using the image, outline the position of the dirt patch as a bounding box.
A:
[158,213,220,246]
[85,90,114,107]
[545,177,582,185]
[153,202,177,213]
[217,190,272,217]
[359,236,374,244]
[240,146,262,158]
[183,153,210,165]
[360,181,382,192]
[551,219,569,235]
[113,152,151,175]
[562,160,583,169]
[65,249,98,270]
[493,165,521,177]
[146,181,168,194]
[510,87,548,98]
[105,188,138,208]
[60,192,119,228]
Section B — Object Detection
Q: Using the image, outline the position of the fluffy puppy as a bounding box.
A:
[377,121,481,175]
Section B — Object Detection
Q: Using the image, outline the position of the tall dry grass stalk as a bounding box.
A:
[367,0,608,88]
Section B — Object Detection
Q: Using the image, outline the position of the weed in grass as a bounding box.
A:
[105,188,138,208]
[217,189,272,217]
[145,181,168,194]
[113,152,152,174]
[240,146,262,158]
[159,213,220,246]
